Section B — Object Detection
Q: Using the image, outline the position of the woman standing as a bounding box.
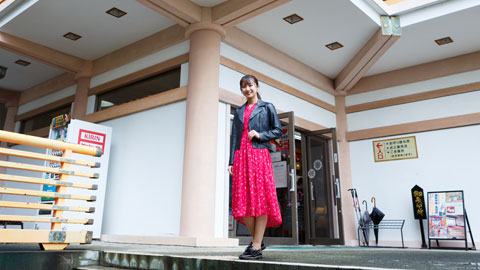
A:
[228,74,283,260]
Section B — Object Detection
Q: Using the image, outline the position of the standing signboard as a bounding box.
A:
[427,190,471,250]
[411,185,427,248]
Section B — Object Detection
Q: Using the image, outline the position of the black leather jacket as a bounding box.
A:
[229,99,283,165]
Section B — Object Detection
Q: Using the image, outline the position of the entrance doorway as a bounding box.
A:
[301,129,344,245]
[230,112,343,245]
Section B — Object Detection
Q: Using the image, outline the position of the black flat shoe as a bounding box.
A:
[239,244,254,259]
[239,247,263,260]
[248,241,266,250]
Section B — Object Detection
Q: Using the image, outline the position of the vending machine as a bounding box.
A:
[37,116,112,239]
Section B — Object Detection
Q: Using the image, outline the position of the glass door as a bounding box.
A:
[301,128,344,245]
[234,111,298,245]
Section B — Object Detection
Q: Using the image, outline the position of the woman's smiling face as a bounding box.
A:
[241,78,259,99]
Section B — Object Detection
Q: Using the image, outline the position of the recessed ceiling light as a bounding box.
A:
[435,37,453,46]
[15,59,30,66]
[106,7,127,18]
[63,32,82,41]
[283,14,303,24]
[325,42,343,51]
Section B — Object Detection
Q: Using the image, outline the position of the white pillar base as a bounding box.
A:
[101,234,239,247]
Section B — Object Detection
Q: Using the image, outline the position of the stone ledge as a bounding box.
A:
[100,234,239,247]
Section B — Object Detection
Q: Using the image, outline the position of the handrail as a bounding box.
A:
[0,130,101,157]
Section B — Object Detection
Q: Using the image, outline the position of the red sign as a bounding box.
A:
[78,129,106,154]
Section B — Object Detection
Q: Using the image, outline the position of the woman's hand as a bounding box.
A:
[248,130,260,141]
[228,165,233,175]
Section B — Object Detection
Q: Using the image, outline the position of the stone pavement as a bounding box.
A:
[0,241,479,269]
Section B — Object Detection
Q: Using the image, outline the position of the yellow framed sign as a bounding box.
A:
[373,136,418,162]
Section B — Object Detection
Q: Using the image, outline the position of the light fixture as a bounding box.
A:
[283,14,303,24]
[15,59,30,66]
[63,32,82,41]
[0,65,7,79]
[435,37,453,46]
[325,42,343,51]
[106,7,127,18]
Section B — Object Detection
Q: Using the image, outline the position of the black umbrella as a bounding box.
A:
[370,197,385,245]
[360,200,372,246]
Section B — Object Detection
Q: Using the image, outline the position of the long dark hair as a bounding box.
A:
[239,74,262,99]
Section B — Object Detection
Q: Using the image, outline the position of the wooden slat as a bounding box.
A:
[0,160,98,179]
[0,174,96,190]
[0,147,99,168]
[346,112,480,141]
[0,201,94,213]
[346,81,480,113]
[0,229,92,244]
[0,187,96,202]
[0,215,92,224]
[0,130,101,157]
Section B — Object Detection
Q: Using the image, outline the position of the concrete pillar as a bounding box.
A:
[179,12,226,239]
[335,95,357,246]
[72,76,91,119]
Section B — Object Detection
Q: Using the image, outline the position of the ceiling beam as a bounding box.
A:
[136,0,201,27]
[335,16,401,92]
[0,31,87,74]
[350,50,480,95]
[212,0,291,27]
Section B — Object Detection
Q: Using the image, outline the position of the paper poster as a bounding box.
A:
[273,161,287,188]
[428,191,465,240]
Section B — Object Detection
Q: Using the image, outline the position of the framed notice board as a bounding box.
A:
[427,190,470,249]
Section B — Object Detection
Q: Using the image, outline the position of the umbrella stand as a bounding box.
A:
[370,197,385,245]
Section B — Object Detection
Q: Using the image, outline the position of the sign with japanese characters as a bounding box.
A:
[373,136,418,162]
[427,191,466,240]
[411,185,426,219]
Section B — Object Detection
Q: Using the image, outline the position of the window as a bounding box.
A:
[20,104,71,134]
[95,67,181,111]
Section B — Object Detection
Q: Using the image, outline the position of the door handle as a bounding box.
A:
[310,181,314,201]
[289,169,295,192]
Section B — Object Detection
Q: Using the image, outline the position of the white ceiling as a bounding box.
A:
[0,0,479,92]
[237,0,379,78]
[0,47,63,91]
[0,0,175,60]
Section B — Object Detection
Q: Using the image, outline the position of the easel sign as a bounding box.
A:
[427,190,475,250]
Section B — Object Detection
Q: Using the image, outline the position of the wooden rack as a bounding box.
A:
[0,130,102,250]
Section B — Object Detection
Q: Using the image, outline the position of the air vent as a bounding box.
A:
[15,59,30,66]
[283,14,303,24]
[106,7,127,18]
[435,37,453,46]
[63,32,82,41]
[325,42,343,51]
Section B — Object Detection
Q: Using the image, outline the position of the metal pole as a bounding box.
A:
[419,219,427,248]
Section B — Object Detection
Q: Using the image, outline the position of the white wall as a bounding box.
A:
[99,101,186,237]
[219,43,336,128]
[18,85,76,115]
[346,69,480,246]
